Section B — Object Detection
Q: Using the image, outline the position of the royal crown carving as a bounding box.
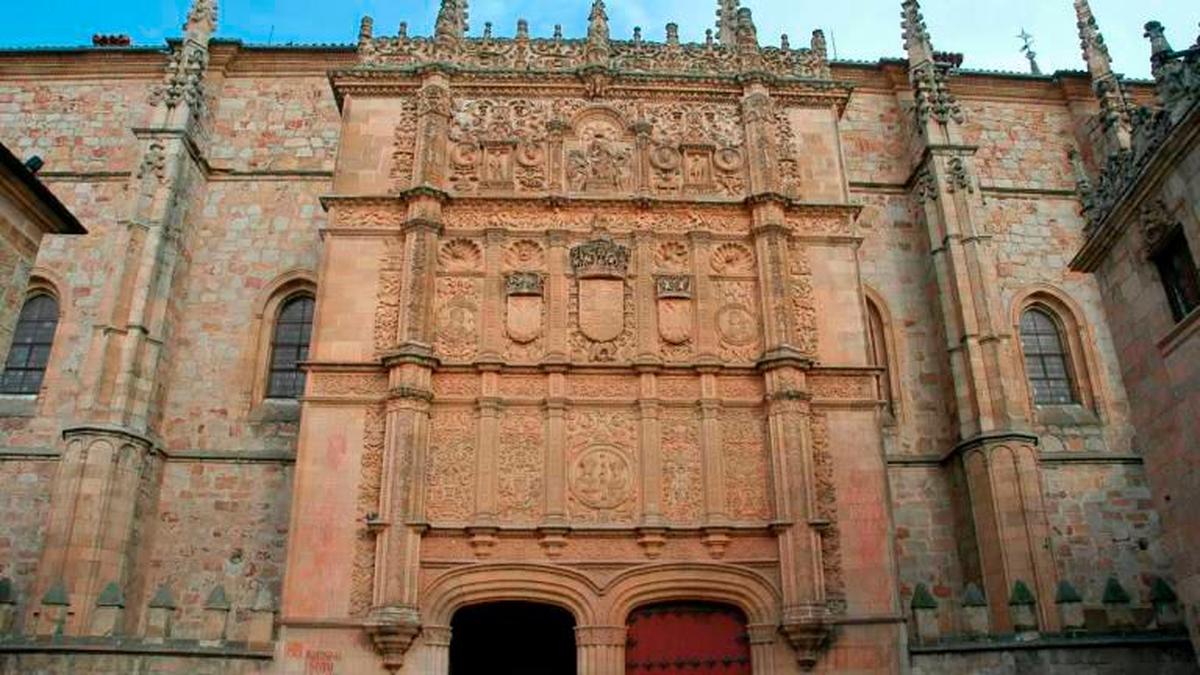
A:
[570,238,631,279]
[505,271,545,296]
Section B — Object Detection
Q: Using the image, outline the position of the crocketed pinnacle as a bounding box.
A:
[184,0,218,41]
[901,0,934,64]
[716,0,740,45]
[1073,0,1131,150]
[435,0,468,46]
[587,0,610,53]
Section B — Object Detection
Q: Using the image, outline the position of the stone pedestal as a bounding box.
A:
[1103,577,1136,631]
[0,577,15,634]
[246,586,276,647]
[88,581,124,637]
[1008,581,1039,638]
[1055,580,1085,633]
[961,583,990,638]
[200,586,230,642]
[144,584,176,640]
[911,584,940,644]
[35,580,70,636]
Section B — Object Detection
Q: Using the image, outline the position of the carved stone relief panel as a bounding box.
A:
[565,108,635,194]
[433,277,481,362]
[569,236,636,363]
[811,412,845,613]
[447,99,550,194]
[388,99,419,192]
[714,281,762,363]
[721,407,771,522]
[655,274,694,361]
[787,239,819,355]
[432,373,482,399]
[497,407,545,525]
[425,408,478,523]
[350,404,385,617]
[642,103,746,198]
[373,238,405,354]
[660,407,703,525]
[566,408,638,525]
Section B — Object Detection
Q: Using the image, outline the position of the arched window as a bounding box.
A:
[866,297,896,417]
[266,294,314,399]
[1,294,60,395]
[1020,308,1075,405]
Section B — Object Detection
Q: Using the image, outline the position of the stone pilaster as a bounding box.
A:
[903,0,1058,633]
[30,427,158,635]
[576,625,626,675]
[421,625,453,673]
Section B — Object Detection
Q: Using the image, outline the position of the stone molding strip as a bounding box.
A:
[908,632,1191,655]
[0,637,273,659]
[887,451,1145,468]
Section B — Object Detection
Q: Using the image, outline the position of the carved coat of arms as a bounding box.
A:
[504,272,544,344]
[571,237,630,343]
[655,275,694,345]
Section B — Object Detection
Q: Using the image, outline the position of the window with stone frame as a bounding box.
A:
[865,297,896,418]
[266,294,315,399]
[1020,308,1076,406]
[1,293,60,395]
[1151,228,1200,323]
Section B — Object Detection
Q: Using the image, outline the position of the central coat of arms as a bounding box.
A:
[570,237,630,343]
[504,272,544,344]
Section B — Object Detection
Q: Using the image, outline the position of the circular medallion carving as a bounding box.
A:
[570,446,633,509]
[716,304,757,345]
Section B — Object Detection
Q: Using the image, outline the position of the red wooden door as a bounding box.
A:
[625,602,752,674]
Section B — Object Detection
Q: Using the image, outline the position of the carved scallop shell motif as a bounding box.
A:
[655,241,690,273]
[504,240,546,271]
[438,239,483,272]
[709,243,756,275]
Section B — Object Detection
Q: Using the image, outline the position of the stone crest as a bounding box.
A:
[571,237,630,343]
[504,272,544,344]
[655,275,694,345]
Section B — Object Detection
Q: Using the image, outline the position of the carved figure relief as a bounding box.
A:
[504,272,544,345]
[565,110,634,194]
[448,99,549,194]
[389,99,419,192]
[503,239,546,271]
[497,408,545,524]
[643,103,747,198]
[715,281,762,362]
[425,408,478,522]
[567,409,637,523]
[373,238,405,353]
[433,278,480,361]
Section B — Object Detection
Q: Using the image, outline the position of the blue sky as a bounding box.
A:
[1,1,1195,78]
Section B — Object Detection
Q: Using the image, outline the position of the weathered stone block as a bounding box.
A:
[1055,580,1086,633]
[1009,580,1039,637]
[1103,577,1137,630]
[961,583,990,638]
[911,584,940,644]
[144,584,176,641]
[200,585,231,643]
[88,581,124,637]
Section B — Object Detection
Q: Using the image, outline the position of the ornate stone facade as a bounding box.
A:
[0,1,1197,674]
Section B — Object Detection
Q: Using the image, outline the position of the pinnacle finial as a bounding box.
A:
[1074,0,1131,151]
[184,0,218,39]
[901,0,934,62]
[716,0,740,45]
[435,0,469,47]
[586,0,610,62]
[735,7,758,51]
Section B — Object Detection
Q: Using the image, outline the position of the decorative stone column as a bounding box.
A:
[421,625,453,674]
[576,625,626,675]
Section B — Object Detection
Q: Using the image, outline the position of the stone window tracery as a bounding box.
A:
[266,294,315,399]
[1020,308,1076,406]
[1,293,59,395]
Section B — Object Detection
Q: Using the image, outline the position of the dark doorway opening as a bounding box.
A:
[449,601,577,675]
[625,601,751,674]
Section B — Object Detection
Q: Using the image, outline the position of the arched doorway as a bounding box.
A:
[625,601,751,674]
[449,601,577,675]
